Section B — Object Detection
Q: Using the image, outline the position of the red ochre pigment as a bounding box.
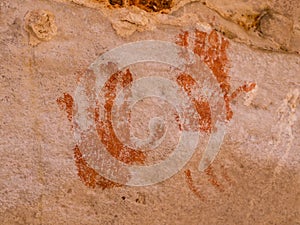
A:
[176,30,256,198]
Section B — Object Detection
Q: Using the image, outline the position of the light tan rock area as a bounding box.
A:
[0,0,299,224]
[53,0,300,53]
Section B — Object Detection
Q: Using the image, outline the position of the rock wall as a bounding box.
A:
[0,0,299,224]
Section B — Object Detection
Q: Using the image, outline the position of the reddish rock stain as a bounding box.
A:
[184,169,205,201]
[74,145,122,189]
[177,73,212,133]
[94,68,146,164]
[57,93,74,122]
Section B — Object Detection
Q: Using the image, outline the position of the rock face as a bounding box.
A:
[24,10,57,46]
[51,0,300,53]
[0,0,299,225]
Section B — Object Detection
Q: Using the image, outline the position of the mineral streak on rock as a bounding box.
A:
[24,9,57,46]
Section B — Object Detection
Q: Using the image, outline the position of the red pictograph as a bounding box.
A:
[57,28,256,196]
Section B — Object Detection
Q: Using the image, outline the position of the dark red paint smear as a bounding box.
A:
[204,165,224,192]
[176,31,189,47]
[74,145,122,189]
[57,93,74,122]
[194,29,233,120]
[176,30,256,197]
[94,69,146,165]
[57,93,122,189]
[177,29,256,121]
[176,73,212,133]
[230,83,256,100]
[185,169,205,201]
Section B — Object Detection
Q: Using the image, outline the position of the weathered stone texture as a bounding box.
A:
[0,0,299,224]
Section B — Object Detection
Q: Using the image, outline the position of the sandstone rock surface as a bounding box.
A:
[0,0,299,224]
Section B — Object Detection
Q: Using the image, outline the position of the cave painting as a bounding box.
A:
[57,28,256,196]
